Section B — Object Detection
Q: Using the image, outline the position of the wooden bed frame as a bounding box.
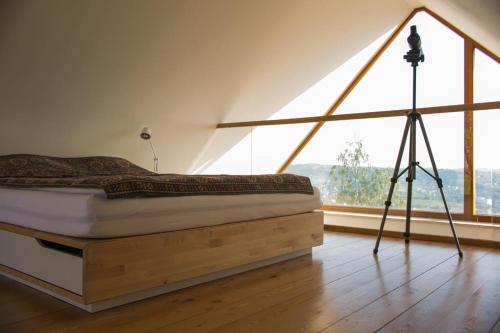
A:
[0,211,323,312]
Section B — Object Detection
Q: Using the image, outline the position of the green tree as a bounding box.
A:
[324,140,402,207]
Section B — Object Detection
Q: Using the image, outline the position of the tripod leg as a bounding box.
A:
[404,175,414,244]
[417,116,463,257]
[374,117,411,254]
[404,116,417,244]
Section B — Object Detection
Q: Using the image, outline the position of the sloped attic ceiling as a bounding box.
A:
[0,0,413,172]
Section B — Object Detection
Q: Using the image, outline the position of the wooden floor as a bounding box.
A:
[1,231,500,333]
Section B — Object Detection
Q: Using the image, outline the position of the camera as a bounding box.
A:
[403,25,425,65]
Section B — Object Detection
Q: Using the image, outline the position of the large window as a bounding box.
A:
[206,8,499,222]
[287,11,465,214]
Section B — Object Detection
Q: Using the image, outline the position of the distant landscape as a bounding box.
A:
[287,163,499,215]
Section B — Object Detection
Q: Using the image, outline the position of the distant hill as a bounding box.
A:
[287,163,499,215]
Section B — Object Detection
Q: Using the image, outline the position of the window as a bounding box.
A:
[287,11,465,213]
[210,7,500,222]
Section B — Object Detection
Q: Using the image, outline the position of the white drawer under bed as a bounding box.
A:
[0,229,83,295]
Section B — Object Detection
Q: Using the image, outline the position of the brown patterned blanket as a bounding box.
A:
[0,155,314,199]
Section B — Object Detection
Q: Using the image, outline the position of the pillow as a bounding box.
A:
[0,155,154,178]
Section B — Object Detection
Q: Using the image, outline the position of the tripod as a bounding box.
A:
[373,25,463,257]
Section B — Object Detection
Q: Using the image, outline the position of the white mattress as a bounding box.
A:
[0,187,322,238]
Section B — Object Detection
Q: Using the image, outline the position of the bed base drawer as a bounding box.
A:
[0,230,83,294]
[1,248,311,313]
[0,211,323,312]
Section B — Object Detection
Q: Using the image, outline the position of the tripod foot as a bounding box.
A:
[458,251,463,258]
[404,239,410,244]
[373,248,378,254]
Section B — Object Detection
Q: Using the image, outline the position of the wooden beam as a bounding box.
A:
[273,8,421,174]
[216,101,500,128]
[463,38,475,220]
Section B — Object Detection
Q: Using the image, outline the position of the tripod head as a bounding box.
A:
[403,25,425,67]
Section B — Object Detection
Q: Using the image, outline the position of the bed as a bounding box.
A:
[0,155,324,312]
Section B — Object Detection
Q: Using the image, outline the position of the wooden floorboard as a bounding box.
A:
[199,244,457,332]
[325,249,492,332]
[1,232,499,333]
[375,251,500,333]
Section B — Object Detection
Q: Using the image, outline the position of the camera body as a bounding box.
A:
[403,25,425,66]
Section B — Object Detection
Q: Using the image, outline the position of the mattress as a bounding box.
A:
[0,186,322,238]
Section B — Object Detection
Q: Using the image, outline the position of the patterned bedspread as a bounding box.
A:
[0,155,314,199]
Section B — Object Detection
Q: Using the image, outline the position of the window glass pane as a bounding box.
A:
[201,124,316,174]
[286,113,463,212]
[336,11,464,115]
[267,28,392,120]
[474,49,500,215]
[410,113,464,212]
[199,128,253,174]
[287,118,407,207]
[251,124,316,174]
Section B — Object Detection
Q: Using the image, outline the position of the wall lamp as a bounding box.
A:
[140,127,159,172]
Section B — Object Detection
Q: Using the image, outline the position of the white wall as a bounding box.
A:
[0,0,412,172]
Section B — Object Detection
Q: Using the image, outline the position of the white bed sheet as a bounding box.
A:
[0,186,322,238]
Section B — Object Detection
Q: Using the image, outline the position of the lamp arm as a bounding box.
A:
[148,139,159,172]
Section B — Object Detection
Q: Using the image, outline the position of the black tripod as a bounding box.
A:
[373,25,463,257]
